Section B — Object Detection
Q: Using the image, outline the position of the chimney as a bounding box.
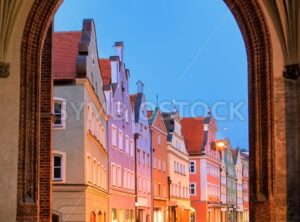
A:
[136,80,144,94]
[114,42,124,62]
[110,56,119,84]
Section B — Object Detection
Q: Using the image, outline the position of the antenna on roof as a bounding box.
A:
[156,94,159,108]
[172,99,177,112]
[208,108,211,116]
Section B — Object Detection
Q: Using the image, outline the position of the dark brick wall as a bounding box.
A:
[16,0,294,221]
[39,23,53,222]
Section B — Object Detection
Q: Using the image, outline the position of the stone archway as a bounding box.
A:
[5,0,294,221]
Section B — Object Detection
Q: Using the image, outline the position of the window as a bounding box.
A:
[118,129,123,150]
[97,163,101,187]
[157,134,161,145]
[95,82,98,96]
[116,101,122,116]
[123,169,128,189]
[102,168,107,189]
[189,183,196,196]
[158,183,161,196]
[91,73,94,88]
[147,153,150,166]
[112,209,117,222]
[127,171,131,190]
[125,109,129,123]
[162,160,166,172]
[100,126,105,146]
[87,106,91,131]
[111,163,117,186]
[142,151,146,165]
[52,151,66,183]
[87,155,92,183]
[153,157,157,169]
[53,98,66,129]
[130,139,134,157]
[112,125,117,147]
[157,158,161,170]
[125,135,129,154]
[117,165,122,187]
[147,179,151,193]
[93,159,97,185]
[52,213,61,222]
[53,155,62,180]
[137,149,141,164]
[189,160,196,173]
[138,176,142,192]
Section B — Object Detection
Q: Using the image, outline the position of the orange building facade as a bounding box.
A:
[148,108,169,222]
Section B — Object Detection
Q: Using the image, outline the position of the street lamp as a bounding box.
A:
[211,139,228,151]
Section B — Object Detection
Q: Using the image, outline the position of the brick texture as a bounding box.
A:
[17,0,286,221]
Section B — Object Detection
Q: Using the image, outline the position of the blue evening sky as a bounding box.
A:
[55,0,248,149]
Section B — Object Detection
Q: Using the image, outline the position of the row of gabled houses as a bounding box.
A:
[51,19,249,222]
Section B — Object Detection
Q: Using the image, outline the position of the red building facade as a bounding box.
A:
[182,115,221,222]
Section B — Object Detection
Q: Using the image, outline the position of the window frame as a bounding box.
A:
[53,97,66,129]
[52,150,66,183]
[189,183,197,196]
[189,160,196,174]
[112,124,117,148]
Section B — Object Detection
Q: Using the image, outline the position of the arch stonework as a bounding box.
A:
[3,0,295,221]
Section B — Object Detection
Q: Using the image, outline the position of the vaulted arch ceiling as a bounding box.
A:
[263,0,300,65]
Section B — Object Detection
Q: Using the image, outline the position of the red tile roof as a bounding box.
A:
[53,31,81,80]
[129,94,137,111]
[99,59,111,86]
[181,117,205,155]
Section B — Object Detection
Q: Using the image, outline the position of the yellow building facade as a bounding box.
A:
[162,112,191,222]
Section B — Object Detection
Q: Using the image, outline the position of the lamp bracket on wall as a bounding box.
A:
[0,61,9,78]
[283,64,300,80]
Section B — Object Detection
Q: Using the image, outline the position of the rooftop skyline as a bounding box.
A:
[55,0,248,149]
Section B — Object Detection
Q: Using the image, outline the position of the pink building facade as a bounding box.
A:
[101,42,136,222]
[130,81,152,222]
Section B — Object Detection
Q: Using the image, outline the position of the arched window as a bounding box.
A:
[98,211,103,222]
[90,211,96,222]
[52,213,60,222]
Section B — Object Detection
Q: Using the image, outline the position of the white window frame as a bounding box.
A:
[53,97,66,129]
[111,163,117,186]
[112,125,117,147]
[52,150,66,183]
[189,183,197,196]
[189,160,196,174]
[118,129,123,150]
[93,158,97,186]
[125,135,129,154]
[116,101,122,116]
[117,165,122,187]
[130,139,134,157]
[97,162,102,188]
[86,153,92,184]
[125,109,129,123]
